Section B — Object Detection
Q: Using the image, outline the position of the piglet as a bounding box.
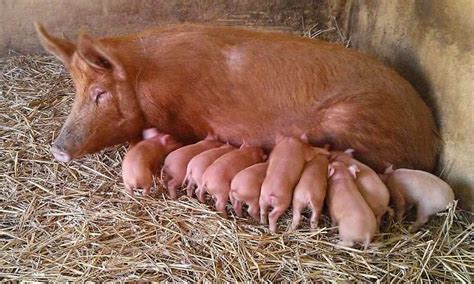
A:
[331,149,392,227]
[379,166,455,232]
[122,128,182,195]
[199,143,266,217]
[229,162,268,220]
[326,161,377,249]
[184,144,237,197]
[291,148,330,230]
[259,134,317,233]
[162,135,223,199]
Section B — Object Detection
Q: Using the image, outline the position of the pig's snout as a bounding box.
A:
[51,144,72,163]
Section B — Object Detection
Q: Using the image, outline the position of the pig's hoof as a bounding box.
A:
[337,240,354,248]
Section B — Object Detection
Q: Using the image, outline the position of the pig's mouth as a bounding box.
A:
[50,144,73,163]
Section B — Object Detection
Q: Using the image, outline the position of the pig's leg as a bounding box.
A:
[260,202,270,225]
[388,186,406,221]
[409,207,430,232]
[167,179,180,200]
[215,195,228,218]
[337,239,355,248]
[196,185,206,203]
[247,202,260,221]
[124,183,134,195]
[268,208,285,233]
[143,186,151,196]
[309,205,322,230]
[291,202,305,230]
[232,200,243,217]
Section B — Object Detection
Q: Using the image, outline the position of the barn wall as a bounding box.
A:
[1,0,472,209]
[0,0,333,56]
[346,1,473,210]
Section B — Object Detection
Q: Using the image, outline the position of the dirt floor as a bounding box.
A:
[0,33,472,281]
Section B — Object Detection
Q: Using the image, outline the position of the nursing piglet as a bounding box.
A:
[229,162,268,220]
[380,166,454,232]
[326,161,376,249]
[291,148,330,230]
[199,143,266,217]
[259,134,315,233]
[122,128,182,195]
[184,144,236,197]
[331,149,392,227]
[162,135,223,199]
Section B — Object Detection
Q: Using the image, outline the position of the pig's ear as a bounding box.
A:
[327,165,335,178]
[348,164,360,179]
[344,148,355,157]
[76,31,126,80]
[35,23,75,66]
[160,134,172,145]
[275,132,285,144]
[384,164,394,174]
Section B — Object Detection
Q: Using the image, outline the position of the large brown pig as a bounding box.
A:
[35,23,439,174]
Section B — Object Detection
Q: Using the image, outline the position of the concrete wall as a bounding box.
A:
[346,0,473,210]
[1,0,472,209]
[0,0,333,56]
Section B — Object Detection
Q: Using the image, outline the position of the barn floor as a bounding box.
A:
[1,50,473,281]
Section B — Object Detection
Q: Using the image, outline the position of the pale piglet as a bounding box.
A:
[184,144,236,197]
[259,134,315,233]
[326,161,377,249]
[122,128,182,195]
[331,149,392,227]
[380,166,454,232]
[199,143,266,217]
[162,136,223,199]
[229,162,268,220]
[291,148,330,230]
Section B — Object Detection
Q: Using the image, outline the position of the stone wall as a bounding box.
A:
[346,0,473,210]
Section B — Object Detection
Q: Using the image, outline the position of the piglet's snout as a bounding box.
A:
[50,144,72,163]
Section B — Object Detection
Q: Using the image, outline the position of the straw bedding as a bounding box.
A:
[0,29,473,282]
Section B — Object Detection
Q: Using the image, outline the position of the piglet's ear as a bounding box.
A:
[328,165,335,179]
[300,133,309,143]
[35,23,75,66]
[348,164,360,179]
[384,164,394,174]
[160,134,172,145]
[344,148,355,156]
[76,31,126,80]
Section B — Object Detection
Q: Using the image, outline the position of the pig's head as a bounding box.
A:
[36,24,146,162]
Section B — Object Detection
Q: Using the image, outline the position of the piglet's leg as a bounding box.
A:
[167,179,180,200]
[260,202,270,225]
[291,203,304,230]
[215,197,228,219]
[124,184,134,196]
[269,208,284,233]
[409,207,430,232]
[309,206,322,230]
[388,186,406,221]
[232,200,243,217]
[247,202,260,221]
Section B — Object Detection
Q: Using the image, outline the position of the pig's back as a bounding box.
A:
[123,24,438,174]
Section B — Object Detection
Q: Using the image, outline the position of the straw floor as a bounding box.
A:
[1,30,473,282]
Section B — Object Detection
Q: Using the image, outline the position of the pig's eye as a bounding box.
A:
[91,87,108,105]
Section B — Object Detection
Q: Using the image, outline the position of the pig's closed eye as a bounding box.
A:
[91,87,109,105]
